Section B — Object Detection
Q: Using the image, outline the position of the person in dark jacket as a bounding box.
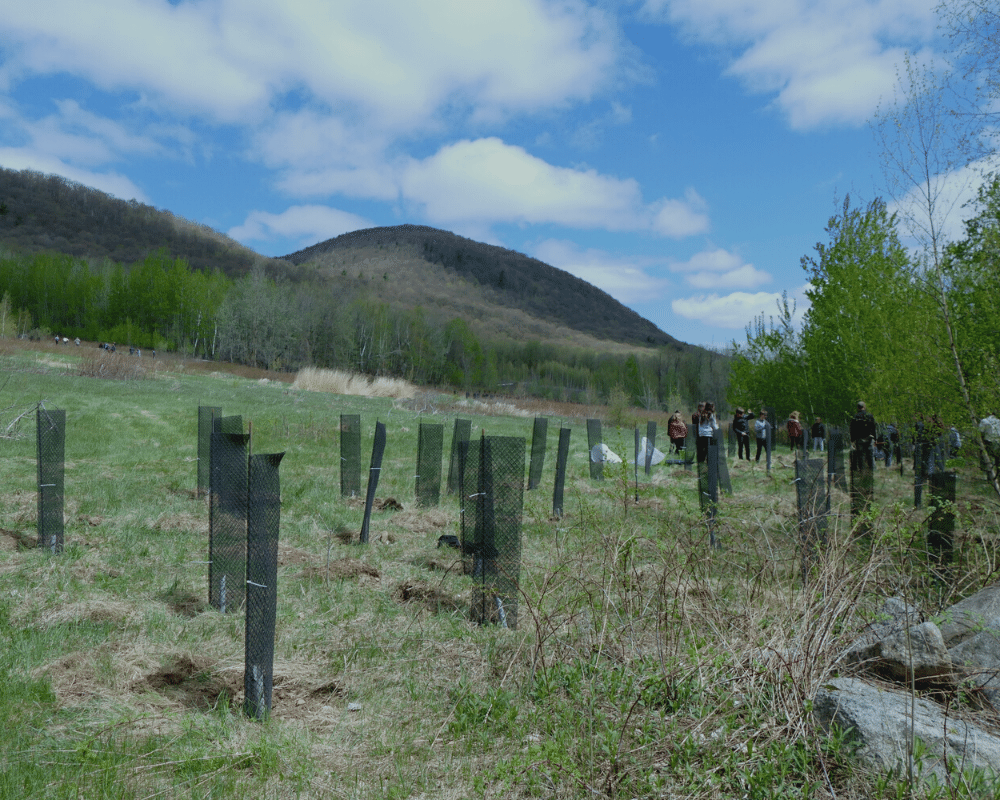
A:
[810,417,826,452]
[849,401,877,471]
[732,408,750,460]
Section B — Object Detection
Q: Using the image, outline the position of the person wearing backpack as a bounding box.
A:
[786,411,803,452]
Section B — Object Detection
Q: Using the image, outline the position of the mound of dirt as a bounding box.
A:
[142,654,237,710]
[393,580,464,614]
[163,592,211,618]
[0,528,36,551]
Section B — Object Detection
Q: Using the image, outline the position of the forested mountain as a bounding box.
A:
[0,165,730,409]
[284,225,685,351]
[0,166,273,275]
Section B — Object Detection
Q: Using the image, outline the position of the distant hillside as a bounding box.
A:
[0,166,689,353]
[0,166,272,274]
[284,225,687,350]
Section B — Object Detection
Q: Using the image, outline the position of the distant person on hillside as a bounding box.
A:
[754,409,771,463]
[849,401,877,471]
[732,407,750,460]
[667,411,687,454]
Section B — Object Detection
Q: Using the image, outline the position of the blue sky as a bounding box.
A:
[0,0,950,347]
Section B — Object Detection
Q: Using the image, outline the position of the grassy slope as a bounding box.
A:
[1,338,997,799]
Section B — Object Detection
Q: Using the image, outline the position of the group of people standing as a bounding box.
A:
[666,402,724,463]
[664,399,1000,479]
[667,404,829,464]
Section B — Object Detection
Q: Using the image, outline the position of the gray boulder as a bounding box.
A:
[948,619,1000,710]
[840,598,953,687]
[935,583,1000,647]
[814,677,1000,787]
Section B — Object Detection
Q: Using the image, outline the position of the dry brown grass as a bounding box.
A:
[77,349,155,380]
[291,366,417,399]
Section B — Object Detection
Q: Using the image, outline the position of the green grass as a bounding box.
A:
[2,339,1000,798]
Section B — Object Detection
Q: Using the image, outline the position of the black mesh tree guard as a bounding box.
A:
[214,414,243,436]
[796,457,828,585]
[928,472,956,566]
[764,406,776,472]
[645,421,657,475]
[850,459,875,538]
[713,427,732,494]
[469,436,525,629]
[553,427,571,518]
[36,407,65,554]
[726,421,737,458]
[447,419,472,495]
[359,421,387,544]
[697,438,720,548]
[340,414,361,498]
[415,422,444,507]
[633,427,642,502]
[914,442,926,508]
[586,418,603,480]
[528,417,548,490]
[459,437,481,569]
[244,451,284,721]
[828,427,847,494]
[197,406,221,497]
[684,423,696,471]
[209,428,248,613]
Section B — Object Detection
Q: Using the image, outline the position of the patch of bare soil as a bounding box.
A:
[345,496,403,511]
[271,675,346,722]
[160,589,210,617]
[302,557,380,582]
[393,579,464,615]
[141,654,238,710]
[0,528,36,550]
[278,543,315,566]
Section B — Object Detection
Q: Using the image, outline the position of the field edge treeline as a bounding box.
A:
[0,247,729,409]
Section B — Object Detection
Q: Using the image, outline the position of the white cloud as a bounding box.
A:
[642,0,938,129]
[532,239,671,303]
[887,160,992,252]
[651,190,710,236]
[229,205,373,247]
[669,246,772,289]
[400,138,709,235]
[1,0,629,128]
[672,282,810,329]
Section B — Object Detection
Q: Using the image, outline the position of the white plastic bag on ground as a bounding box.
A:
[590,443,622,464]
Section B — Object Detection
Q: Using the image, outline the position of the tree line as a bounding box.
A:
[0,247,727,409]
[731,0,1000,496]
[729,184,1000,439]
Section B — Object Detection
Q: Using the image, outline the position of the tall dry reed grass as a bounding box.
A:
[292,366,417,399]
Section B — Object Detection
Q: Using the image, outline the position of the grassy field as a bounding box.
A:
[1,339,999,799]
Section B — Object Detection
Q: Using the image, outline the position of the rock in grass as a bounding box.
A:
[814,677,1000,788]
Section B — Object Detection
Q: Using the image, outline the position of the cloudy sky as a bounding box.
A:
[0,0,949,347]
